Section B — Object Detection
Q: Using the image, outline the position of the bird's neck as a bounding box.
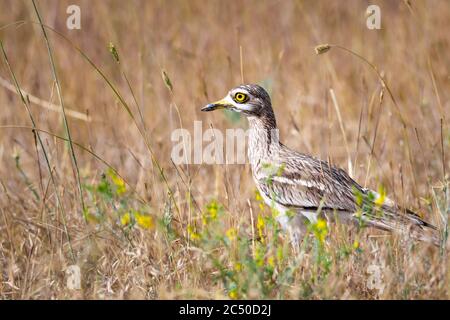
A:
[247,112,280,166]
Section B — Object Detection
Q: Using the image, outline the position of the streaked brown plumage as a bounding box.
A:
[202,84,439,246]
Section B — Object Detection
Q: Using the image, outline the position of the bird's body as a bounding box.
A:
[202,84,439,246]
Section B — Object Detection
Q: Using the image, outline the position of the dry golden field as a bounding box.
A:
[0,0,449,299]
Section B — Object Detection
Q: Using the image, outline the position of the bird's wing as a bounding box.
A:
[255,151,362,213]
[254,149,439,244]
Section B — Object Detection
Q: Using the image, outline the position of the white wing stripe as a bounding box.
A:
[270,176,327,191]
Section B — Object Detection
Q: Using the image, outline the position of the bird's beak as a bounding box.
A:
[201,98,232,112]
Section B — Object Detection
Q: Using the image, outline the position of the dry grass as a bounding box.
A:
[0,0,449,299]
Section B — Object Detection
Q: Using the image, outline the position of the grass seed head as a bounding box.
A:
[315,43,331,55]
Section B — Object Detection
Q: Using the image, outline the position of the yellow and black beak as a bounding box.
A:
[201,98,232,112]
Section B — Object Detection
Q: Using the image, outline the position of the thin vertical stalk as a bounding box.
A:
[31,0,86,216]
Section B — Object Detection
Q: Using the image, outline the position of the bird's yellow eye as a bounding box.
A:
[234,92,248,103]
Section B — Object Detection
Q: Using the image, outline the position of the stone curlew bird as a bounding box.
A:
[202,84,439,246]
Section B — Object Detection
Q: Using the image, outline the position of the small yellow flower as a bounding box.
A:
[313,218,328,244]
[202,200,221,225]
[257,215,265,229]
[187,225,200,240]
[255,190,265,211]
[209,207,218,220]
[234,262,242,272]
[255,190,263,202]
[121,212,131,226]
[354,188,363,207]
[316,219,327,230]
[268,256,275,268]
[374,185,386,206]
[107,169,126,195]
[201,214,208,226]
[229,289,238,300]
[135,212,154,230]
[353,240,360,250]
[204,200,221,224]
[256,215,265,242]
[226,227,237,241]
[256,258,264,267]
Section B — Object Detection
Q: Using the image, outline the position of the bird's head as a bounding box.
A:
[201,84,272,117]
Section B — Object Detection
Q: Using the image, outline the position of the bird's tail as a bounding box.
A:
[360,191,440,246]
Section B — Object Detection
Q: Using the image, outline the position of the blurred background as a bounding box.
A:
[0,0,449,299]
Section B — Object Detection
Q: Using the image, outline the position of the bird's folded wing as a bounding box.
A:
[254,154,438,244]
[256,158,361,213]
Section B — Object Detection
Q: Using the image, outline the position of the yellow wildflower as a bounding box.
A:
[120,212,131,226]
[374,185,386,206]
[202,200,221,225]
[316,219,327,230]
[207,200,218,216]
[354,188,363,207]
[187,225,200,240]
[255,190,265,211]
[107,169,126,195]
[255,190,263,202]
[234,262,242,272]
[201,214,208,226]
[135,212,154,230]
[226,228,237,241]
[257,215,265,242]
[268,256,275,268]
[229,289,238,300]
[313,218,328,244]
[353,240,360,250]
